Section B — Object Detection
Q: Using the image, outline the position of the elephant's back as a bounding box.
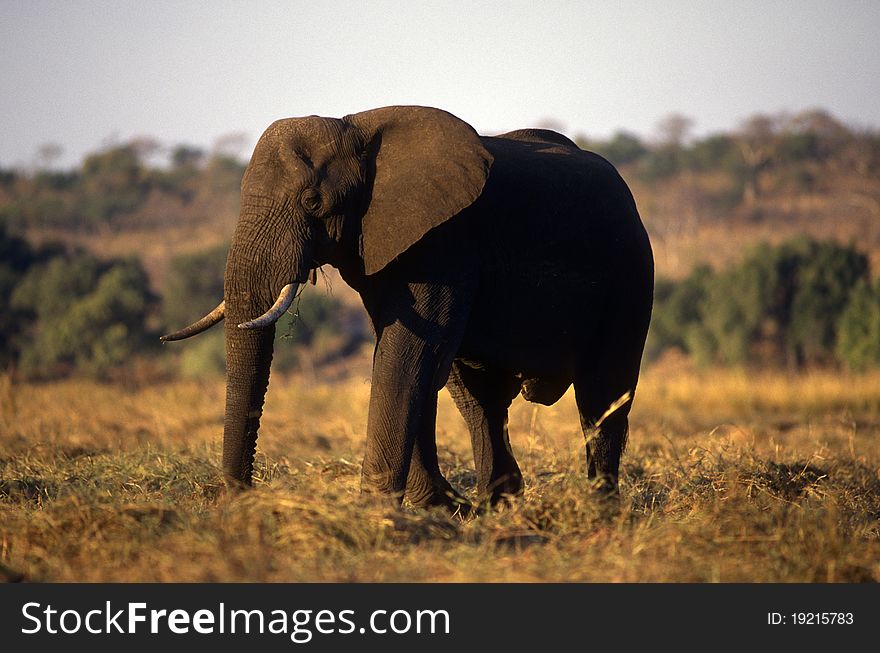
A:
[458,136,653,376]
[491,128,579,149]
[473,135,650,289]
[478,134,646,244]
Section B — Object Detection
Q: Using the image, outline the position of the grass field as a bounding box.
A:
[2,359,879,582]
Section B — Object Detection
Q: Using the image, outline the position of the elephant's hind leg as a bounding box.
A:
[573,303,649,495]
[573,373,635,495]
[447,361,522,505]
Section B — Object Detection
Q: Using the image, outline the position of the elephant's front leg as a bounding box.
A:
[357,232,475,507]
[360,277,475,507]
[405,392,469,512]
[360,323,455,506]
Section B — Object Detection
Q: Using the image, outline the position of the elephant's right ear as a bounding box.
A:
[345,106,493,275]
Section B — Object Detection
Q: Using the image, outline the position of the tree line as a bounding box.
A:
[0,142,245,234]
[648,237,880,371]
[580,108,880,213]
[0,223,370,380]
[2,109,879,235]
[2,221,878,379]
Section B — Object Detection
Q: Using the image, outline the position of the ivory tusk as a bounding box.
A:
[237,283,299,329]
[160,301,225,341]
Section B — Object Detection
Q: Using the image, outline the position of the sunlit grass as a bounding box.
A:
[1,362,878,582]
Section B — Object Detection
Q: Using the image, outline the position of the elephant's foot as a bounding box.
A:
[590,477,619,494]
[482,467,525,507]
[406,477,472,517]
[360,461,408,507]
[586,473,622,520]
[220,475,252,495]
[586,469,620,498]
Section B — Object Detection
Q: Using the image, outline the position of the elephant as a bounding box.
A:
[162,106,654,510]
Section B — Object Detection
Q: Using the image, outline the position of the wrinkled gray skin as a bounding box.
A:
[164,106,653,510]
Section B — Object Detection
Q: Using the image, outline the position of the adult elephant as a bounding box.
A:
[162,106,653,510]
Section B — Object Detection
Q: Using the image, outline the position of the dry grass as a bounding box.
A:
[2,360,879,582]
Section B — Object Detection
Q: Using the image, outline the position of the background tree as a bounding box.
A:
[649,238,871,369]
[734,114,783,206]
[162,245,228,332]
[836,278,880,371]
[35,143,64,170]
[11,252,154,378]
[0,221,37,368]
[640,113,694,179]
[589,131,649,167]
[78,144,149,231]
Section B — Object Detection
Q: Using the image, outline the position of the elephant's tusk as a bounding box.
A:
[237,283,299,329]
[160,301,225,341]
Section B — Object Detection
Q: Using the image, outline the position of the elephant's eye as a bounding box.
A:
[300,189,322,213]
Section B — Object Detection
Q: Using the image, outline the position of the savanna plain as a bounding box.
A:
[3,108,880,583]
[2,358,879,583]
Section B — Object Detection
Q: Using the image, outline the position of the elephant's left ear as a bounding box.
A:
[345,106,493,275]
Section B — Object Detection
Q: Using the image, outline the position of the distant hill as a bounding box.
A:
[2,107,878,289]
[577,109,880,279]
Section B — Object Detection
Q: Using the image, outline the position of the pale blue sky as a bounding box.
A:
[2,0,879,168]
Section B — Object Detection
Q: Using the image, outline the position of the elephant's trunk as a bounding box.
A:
[222,319,275,484]
[221,193,307,484]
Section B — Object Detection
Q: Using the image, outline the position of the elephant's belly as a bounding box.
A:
[519,375,572,405]
[457,293,593,379]
[456,334,576,380]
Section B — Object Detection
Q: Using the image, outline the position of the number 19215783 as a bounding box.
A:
[768,612,854,625]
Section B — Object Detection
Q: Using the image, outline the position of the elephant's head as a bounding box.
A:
[161,106,493,485]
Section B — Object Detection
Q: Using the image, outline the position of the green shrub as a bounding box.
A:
[0,222,68,368]
[648,238,871,369]
[162,245,228,332]
[784,239,868,365]
[645,268,711,360]
[11,252,153,378]
[0,222,36,367]
[836,279,880,371]
[178,330,226,378]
